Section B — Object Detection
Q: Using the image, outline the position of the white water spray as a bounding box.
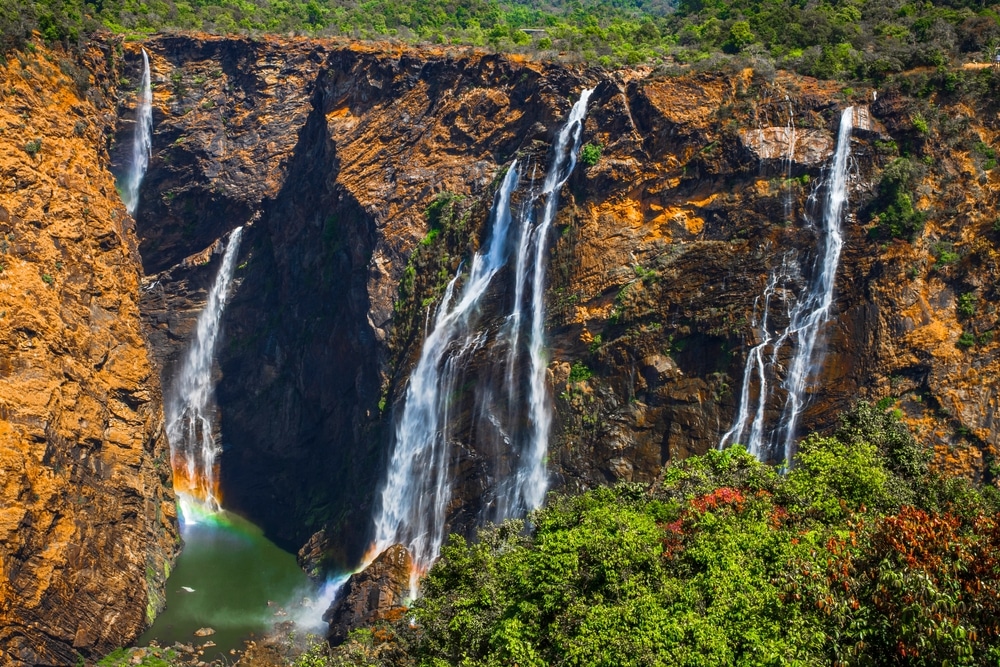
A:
[124,49,152,216]
[371,90,594,596]
[166,227,244,523]
[721,107,853,463]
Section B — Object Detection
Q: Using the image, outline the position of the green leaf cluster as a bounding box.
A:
[340,402,1000,667]
[867,157,926,241]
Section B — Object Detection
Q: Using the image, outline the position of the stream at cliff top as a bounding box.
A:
[139,509,329,658]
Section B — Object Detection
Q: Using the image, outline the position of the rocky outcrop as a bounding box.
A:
[323,544,411,645]
[0,41,178,664]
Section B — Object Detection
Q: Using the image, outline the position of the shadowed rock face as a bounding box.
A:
[125,35,1000,580]
[0,40,178,664]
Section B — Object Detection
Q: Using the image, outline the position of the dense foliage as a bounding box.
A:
[327,402,1000,666]
[866,157,927,240]
[3,0,1000,75]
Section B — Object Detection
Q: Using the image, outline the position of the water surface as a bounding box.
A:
[140,510,325,658]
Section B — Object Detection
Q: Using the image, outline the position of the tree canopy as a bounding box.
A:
[4,0,1000,76]
[326,402,1000,666]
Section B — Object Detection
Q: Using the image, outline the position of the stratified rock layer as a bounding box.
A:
[0,42,178,665]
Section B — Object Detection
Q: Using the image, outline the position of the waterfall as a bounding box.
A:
[166,227,244,524]
[373,165,519,597]
[721,107,853,463]
[718,267,783,458]
[520,88,593,512]
[371,90,594,596]
[124,49,153,216]
[779,106,853,464]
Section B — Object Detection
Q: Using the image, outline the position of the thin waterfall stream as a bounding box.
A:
[720,106,854,463]
[123,48,152,216]
[166,226,243,522]
[371,90,594,597]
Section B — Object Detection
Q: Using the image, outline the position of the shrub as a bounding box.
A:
[933,242,960,265]
[580,142,602,167]
[958,331,976,348]
[957,292,976,319]
[567,360,593,383]
[867,158,926,241]
[396,415,1000,667]
[23,138,41,155]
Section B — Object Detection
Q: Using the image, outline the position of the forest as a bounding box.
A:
[3,0,1000,75]
[322,403,1000,666]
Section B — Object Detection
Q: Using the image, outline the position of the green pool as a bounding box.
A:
[139,509,329,659]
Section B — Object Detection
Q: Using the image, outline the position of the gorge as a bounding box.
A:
[1,29,1000,665]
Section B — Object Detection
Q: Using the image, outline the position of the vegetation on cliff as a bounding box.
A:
[3,0,1000,74]
[311,403,1000,666]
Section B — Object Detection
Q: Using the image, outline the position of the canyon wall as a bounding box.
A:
[1,32,998,662]
[0,42,178,665]
[122,36,1000,571]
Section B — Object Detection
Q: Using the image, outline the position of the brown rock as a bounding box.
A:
[323,544,411,646]
[0,38,178,665]
[739,127,834,166]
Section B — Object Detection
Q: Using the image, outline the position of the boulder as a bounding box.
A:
[323,544,412,646]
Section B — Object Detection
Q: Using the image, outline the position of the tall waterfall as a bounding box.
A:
[523,89,593,510]
[720,107,854,463]
[123,49,152,216]
[779,106,853,463]
[166,227,244,524]
[372,166,519,595]
[372,90,594,596]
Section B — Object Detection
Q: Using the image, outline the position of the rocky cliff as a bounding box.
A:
[0,41,178,665]
[123,34,1000,577]
[1,31,998,662]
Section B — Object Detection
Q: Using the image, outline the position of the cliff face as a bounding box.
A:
[125,35,1000,572]
[0,42,178,665]
[0,32,997,662]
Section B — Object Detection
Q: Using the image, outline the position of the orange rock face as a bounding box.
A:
[0,42,178,664]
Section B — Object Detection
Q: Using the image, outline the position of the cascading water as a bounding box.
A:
[779,106,853,463]
[721,107,854,463]
[166,226,244,523]
[718,266,784,458]
[371,90,594,597]
[372,164,519,597]
[521,88,593,511]
[123,49,152,216]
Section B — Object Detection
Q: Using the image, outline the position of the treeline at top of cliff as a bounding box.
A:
[2,0,1000,77]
